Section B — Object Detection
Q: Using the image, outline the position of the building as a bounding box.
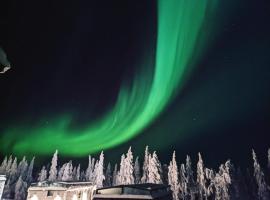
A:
[0,175,6,199]
[93,183,173,200]
[27,181,96,200]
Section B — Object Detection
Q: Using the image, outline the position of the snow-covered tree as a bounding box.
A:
[86,156,96,182]
[112,164,118,186]
[168,151,180,200]
[62,161,73,181]
[205,167,215,197]
[80,170,86,181]
[3,179,12,199]
[48,150,58,181]
[213,161,232,200]
[197,153,207,200]
[116,154,125,185]
[6,156,13,175]
[134,157,141,184]
[14,176,27,200]
[17,157,28,180]
[75,164,81,181]
[141,146,150,183]
[0,156,7,174]
[26,157,35,183]
[186,155,196,199]
[148,151,162,184]
[72,166,77,181]
[9,157,18,183]
[179,163,188,199]
[252,150,270,200]
[58,163,67,181]
[105,163,112,187]
[118,147,135,185]
[93,151,105,188]
[125,147,135,184]
[38,166,47,182]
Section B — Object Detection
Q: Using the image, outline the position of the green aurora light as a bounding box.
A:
[0,0,217,156]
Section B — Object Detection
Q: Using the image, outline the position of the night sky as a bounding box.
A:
[0,0,270,167]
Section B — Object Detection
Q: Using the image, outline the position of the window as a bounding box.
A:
[47,191,54,196]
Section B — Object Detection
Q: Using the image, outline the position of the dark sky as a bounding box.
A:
[0,0,270,168]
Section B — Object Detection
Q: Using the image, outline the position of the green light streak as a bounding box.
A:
[1,0,217,156]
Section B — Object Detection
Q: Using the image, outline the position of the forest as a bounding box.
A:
[1,147,270,200]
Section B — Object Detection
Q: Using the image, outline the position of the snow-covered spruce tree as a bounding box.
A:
[117,154,126,185]
[141,146,150,183]
[58,163,67,181]
[86,156,96,182]
[186,155,196,199]
[48,150,58,182]
[3,179,12,199]
[122,147,135,185]
[62,161,73,181]
[76,164,81,181]
[14,176,27,200]
[26,157,35,183]
[89,157,96,182]
[134,157,141,184]
[72,166,77,181]
[9,157,18,184]
[93,151,105,188]
[17,157,28,180]
[225,161,240,199]
[205,168,215,198]
[148,151,162,184]
[112,164,118,186]
[224,161,233,198]
[252,150,270,200]
[197,153,207,200]
[213,161,231,200]
[38,166,47,182]
[80,170,86,181]
[179,163,188,199]
[168,151,180,200]
[5,155,13,176]
[86,155,93,181]
[0,156,7,174]
[105,163,112,187]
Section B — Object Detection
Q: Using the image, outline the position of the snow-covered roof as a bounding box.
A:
[97,183,169,192]
[29,181,93,190]
[93,184,172,200]
[31,181,92,186]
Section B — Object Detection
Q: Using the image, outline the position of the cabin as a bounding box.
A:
[93,183,173,200]
[26,181,96,200]
[0,175,6,199]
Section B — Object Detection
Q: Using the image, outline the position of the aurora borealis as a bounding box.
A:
[0,0,217,156]
[0,0,270,163]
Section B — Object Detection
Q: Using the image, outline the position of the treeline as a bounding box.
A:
[1,147,270,200]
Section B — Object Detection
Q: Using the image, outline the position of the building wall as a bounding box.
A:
[27,186,95,200]
[28,190,66,200]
